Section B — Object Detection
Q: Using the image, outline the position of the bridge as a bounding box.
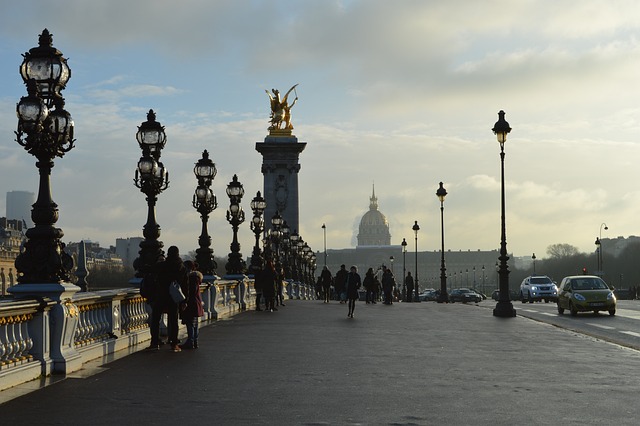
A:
[2,289,640,425]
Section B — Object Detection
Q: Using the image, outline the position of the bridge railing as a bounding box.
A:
[0,277,315,392]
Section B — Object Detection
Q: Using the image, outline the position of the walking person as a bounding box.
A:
[363,267,376,304]
[346,265,362,318]
[381,266,396,305]
[275,261,286,307]
[253,260,264,311]
[405,271,414,303]
[149,246,187,352]
[320,265,333,303]
[179,260,205,350]
[262,259,278,312]
[335,264,348,303]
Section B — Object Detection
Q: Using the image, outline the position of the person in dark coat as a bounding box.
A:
[334,264,348,303]
[262,260,278,312]
[363,267,376,304]
[381,266,396,305]
[405,272,414,302]
[179,260,205,349]
[346,265,362,318]
[149,246,186,352]
[320,266,333,303]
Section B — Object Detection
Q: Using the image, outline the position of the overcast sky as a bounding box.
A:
[2,0,640,263]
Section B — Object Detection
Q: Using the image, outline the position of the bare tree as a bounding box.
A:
[546,243,580,259]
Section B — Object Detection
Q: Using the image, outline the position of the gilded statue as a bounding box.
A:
[265,84,298,131]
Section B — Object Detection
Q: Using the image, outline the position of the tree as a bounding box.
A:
[546,243,579,259]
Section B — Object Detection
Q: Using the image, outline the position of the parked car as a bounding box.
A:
[520,275,558,303]
[557,275,616,316]
[449,288,482,303]
[419,289,438,302]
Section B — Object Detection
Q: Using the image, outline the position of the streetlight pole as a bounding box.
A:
[322,223,327,267]
[436,182,449,303]
[192,150,218,276]
[597,223,608,276]
[412,221,420,303]
[492,110,516,318]
[401,238,407,302]
[133,110,169,278]
[12,29,77,290]
[225,174,246,275]
[532,253,536,275]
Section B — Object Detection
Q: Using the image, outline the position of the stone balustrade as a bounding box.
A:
[0,277,315,392]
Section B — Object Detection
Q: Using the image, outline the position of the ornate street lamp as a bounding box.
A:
[436,182,449,303]
[225,174,246,275]
[401,238,408,302]
[412,221,420,302]
[249,191,267,276]
[492,110,516,317]
[289,230,300,281]
[13,29,76,287]
[133,110,169,278]
[281,221,291,278]
[192,150,218,275]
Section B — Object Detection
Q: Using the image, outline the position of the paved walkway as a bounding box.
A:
[3,300,640,425]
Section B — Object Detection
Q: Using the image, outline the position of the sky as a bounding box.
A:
[2,0,640,263]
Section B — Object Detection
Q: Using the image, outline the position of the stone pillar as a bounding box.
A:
[255,133,306,234]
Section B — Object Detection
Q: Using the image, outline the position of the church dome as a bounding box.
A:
[357,186,391,247]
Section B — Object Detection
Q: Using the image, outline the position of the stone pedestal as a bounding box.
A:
[255,133,306,233]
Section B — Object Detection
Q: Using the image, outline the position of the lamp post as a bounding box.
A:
[436,182,449,303]
[492,110,516,317]
[133,110,169,278]
[401,238,408,302]
[192,150,218,276]
[322,223,327,267]
[596,222,608,276]
[289,230,299,281]
[13,29,76,287]
[482,265,486,295]
[412,220,420,302]
[225,174,246,275]
[249,191,267,276]
[532,253,536,275]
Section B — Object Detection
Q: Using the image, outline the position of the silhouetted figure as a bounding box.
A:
[363,267,376,304]
[405,272,414,302]
[179,260,205,349]
[335,264,348,303]
[320,266,333,303]
[346,266,362,318]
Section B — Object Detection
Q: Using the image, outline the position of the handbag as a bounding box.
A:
[169,280,186,304]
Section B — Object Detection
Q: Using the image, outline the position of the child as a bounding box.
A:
[179,260,205,349]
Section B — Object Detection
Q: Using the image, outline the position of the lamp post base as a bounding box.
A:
[493,301,516,317]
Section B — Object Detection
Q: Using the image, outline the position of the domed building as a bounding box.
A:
[357,186,391,247]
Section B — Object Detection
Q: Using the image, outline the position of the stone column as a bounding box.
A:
[255,133,306,234]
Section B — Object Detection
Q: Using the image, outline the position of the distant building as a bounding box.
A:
[598,235,640,258]
[115,237,144,269]
[6,191,34,228]
[357,185,391,247]
[67,240,124,271]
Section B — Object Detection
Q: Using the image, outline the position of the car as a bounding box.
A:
[419,289,438,302]
[520,275,558,303]
[449,288,482,303]
[556,275,616,316]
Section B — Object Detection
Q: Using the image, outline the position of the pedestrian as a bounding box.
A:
[363,267,376,304]
[253,260,264,311]
[381,266,396,305]
[320,265,333,303]
[405,272,414,302]
[149,246,186,352]
[335,264,348,303]
[346,265,362,318]
[275,261,286,307]
[179,260,205,350]
[262,259,278,312]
